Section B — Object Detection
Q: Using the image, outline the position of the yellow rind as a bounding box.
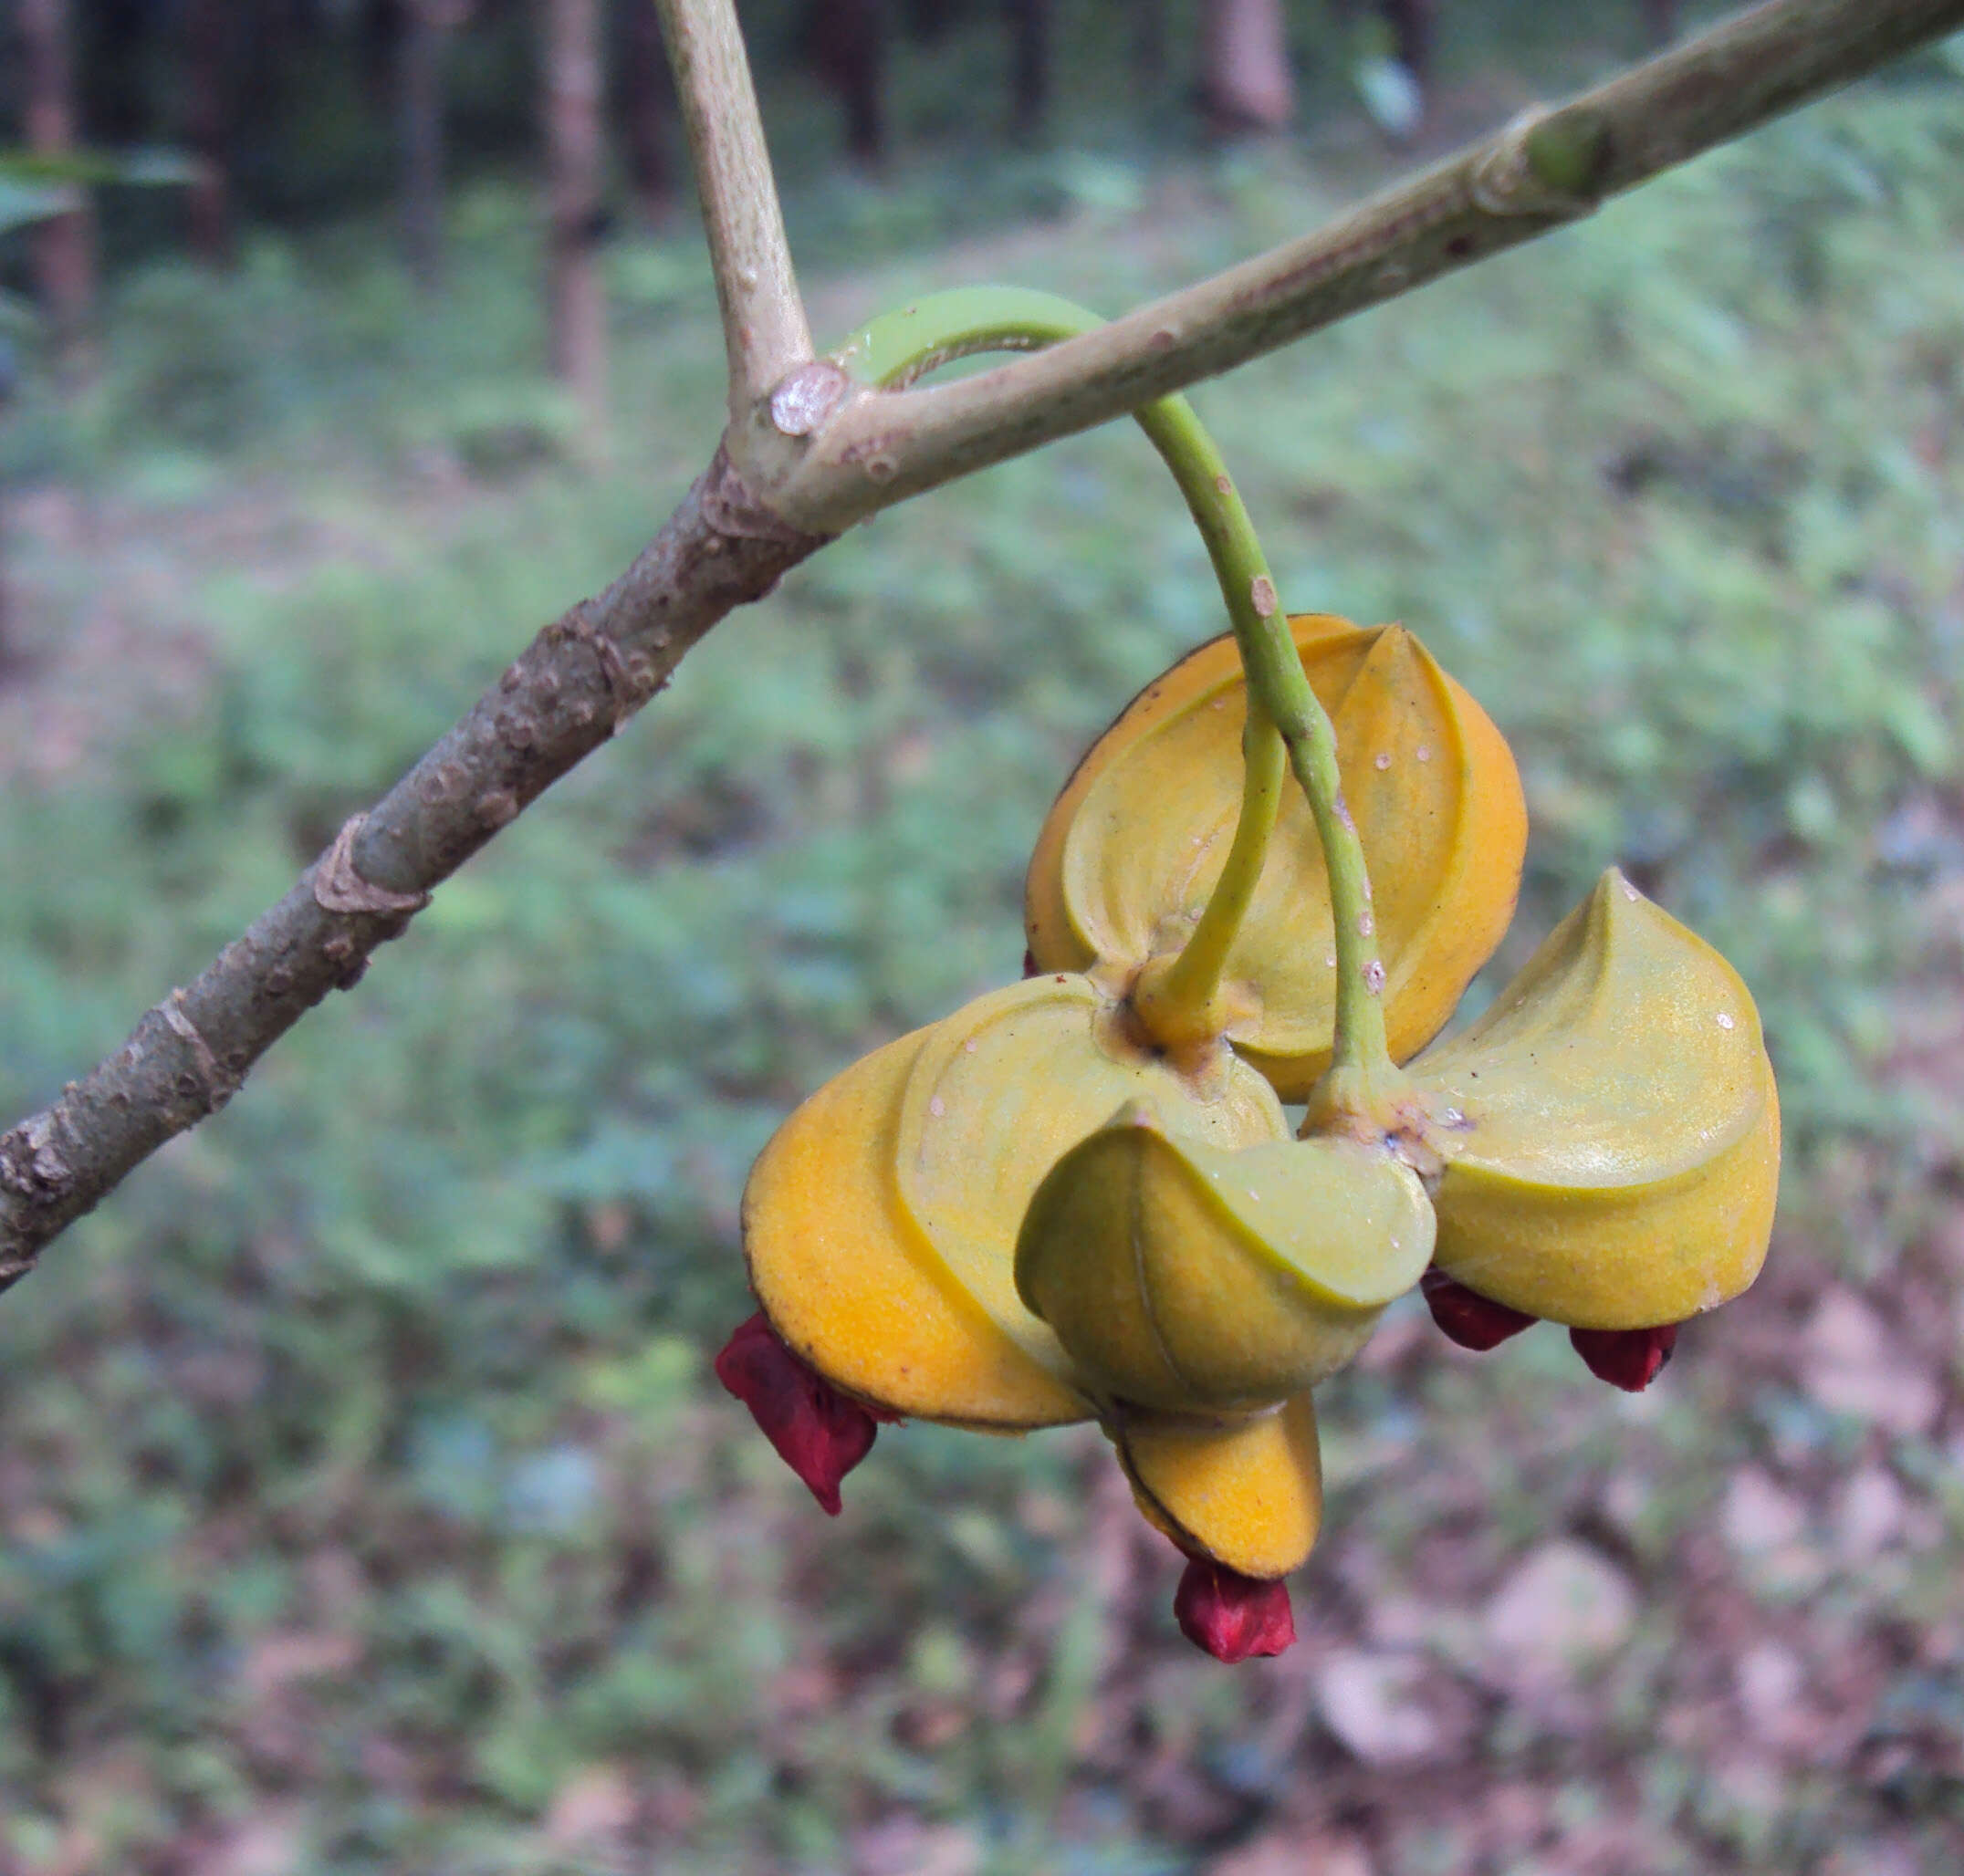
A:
[1412,871,1781,1328]
[894,975,1287,1373]
[1025,616,1525,1098]
[1428,1058,1779,1328]
[1016,1120,1433,1412]
[1023,614,1358,976]
[742,1031,1092,1429]
[1297,622,1528,1081]
[1113,1395,1323,1579]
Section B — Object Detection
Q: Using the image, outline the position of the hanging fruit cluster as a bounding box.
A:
[713,290,1780,1663]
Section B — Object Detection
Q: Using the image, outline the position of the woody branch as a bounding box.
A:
[3,0,1959,1282]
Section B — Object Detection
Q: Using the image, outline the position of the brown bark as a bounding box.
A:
[185,0,237,266]
[0,452,828,1283]
[6,0,1963,1278]
[18,0,97,368]
[809,0,885,167]
[1200,0,1295,136]
[621,0,673,224]
[1006,0,1049,140]
[546,0,608,430]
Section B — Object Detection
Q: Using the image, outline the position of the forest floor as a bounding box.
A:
[1,44,1963,1876]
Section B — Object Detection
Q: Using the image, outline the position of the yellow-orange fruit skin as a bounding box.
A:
[1112,1394,1323,1579]
[1412,871,1781,1329]
[1025,615,1525,1098]
[743,1031,1092,1430]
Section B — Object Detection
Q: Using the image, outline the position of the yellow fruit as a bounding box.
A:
[1016,1105,1434,1412]
[744,1030,1090,1428]
[1408,870,1780,1329]
[1112,1394,1324,1578]
[744,974,1290,1429]
[1026,615,1526,1097]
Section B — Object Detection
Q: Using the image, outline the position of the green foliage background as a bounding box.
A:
[2,29,1964,1876]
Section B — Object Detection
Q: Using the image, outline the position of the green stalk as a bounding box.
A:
[836,287,1392,1079]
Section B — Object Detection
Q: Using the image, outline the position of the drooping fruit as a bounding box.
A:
[1025,615,1526,1097]
[744,974,1290,1431]
[1406,870,1780,1329]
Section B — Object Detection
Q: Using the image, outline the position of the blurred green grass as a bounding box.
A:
[2,54,1964,1876]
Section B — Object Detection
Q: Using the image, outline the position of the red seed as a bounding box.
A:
[713,1311,891,1515]
[1173,1558,1296,1662]
[1420,1267,1538,1351]
[1570,1322,1679,1391]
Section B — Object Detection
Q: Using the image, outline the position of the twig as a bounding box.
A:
[655,0,811,416]
[760,0,1964,531]
[4,0,1960,1279]
[0,452,825,1284]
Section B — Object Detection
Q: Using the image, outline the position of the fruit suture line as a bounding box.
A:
[717,294,1781,1663]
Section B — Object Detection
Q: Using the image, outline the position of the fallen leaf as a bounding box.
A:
[1315,1649,1439,1765]
[544,1765,637,1849]
[1800,1290,1939,1435]
[1481,1542,1636,1694]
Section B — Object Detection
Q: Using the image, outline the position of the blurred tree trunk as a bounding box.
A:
[619,0,672,225]
[94,0,155,143]
[545,0,607,433]
[1200,0,1294,136]
[904,0,956,44]
[402,0,471,292]
[1132,0,1166,87]
[360,0,405,110]
[185,0,237,267]
[1644,0,1679,46]
[19,0,97,371]
[810,0,885,168]
[1006,0,1048,140]
[1382,0,1435,84]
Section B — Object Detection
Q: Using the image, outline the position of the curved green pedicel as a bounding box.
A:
[833,287,1394,1087]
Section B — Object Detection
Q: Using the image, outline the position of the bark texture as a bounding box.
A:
[0,455,828,1285]
[656,0,812,414]
[777,0,1964,534]
[4,0,1960,1281]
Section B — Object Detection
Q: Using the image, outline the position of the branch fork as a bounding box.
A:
[3,0,1960,1281]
